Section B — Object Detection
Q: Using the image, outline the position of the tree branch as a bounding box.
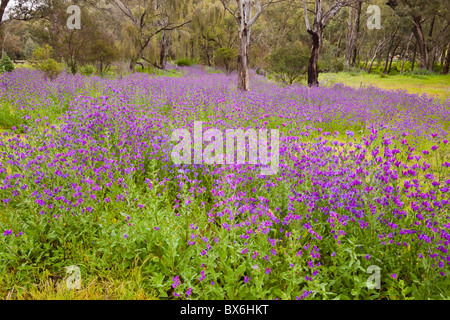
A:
[302,0,311,31]
[220,0,238,22]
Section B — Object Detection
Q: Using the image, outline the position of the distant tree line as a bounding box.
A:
[0,0,448,89]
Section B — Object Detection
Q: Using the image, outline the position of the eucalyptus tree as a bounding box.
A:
[386,0,450,71]
[0,0,10,26]
[444,43,449,74]
[344,0,362,68]
[302,0,358,87]
[219,0,282,91]
[191,0,225,66]
[1,0,50,52]
[32,1,101,74]
[107,0,192,70]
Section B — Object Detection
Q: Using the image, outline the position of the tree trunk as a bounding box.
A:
[383,30,397,74]
[0,1,8,22]
[190,38,194,60]
[368,57,376,74]
[440,46,446,68]
[70,60,77,74]
[345,5,353,68]
[336,32,342,58]
[411,42,417,72]
[411,15,428,70]
[388,44,398,74]
[307,29,322,87]
[429,46,437,72]
[237,27,250,90]
[427,16,435,71]
[351,0,362,67]
[383,46,391,74]
[367,39,386,74]
[129,60,136,71]
[0,0,9,54]
[444,43,450,75]
[236,1,251,91]
[400,33,413,73]
[159,30,171,70]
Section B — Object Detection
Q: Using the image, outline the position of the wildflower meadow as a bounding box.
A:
[1,66,450,300]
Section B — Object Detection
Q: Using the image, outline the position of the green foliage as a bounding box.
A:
[88,39,117,76]
[37,59,64,80]
[266,44,309,85]
[214,47,237,74]
[0,54,15,73]
[24,39,38,60]
[175,58,194,67]
[412,68,435,76]
[31,44,53,62]
[318,40,344,73]
[80,64,96,76]
[0,103,27,131]
[30,45,63,80]
[318,55,344,73]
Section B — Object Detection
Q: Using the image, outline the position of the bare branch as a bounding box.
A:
[220,0,238,22]
[302,0,311,31]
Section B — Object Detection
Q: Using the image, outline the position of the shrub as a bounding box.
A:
[30,45,63,80]
[175,58,193,67]
[88,39,117,76]
[0,54,15,73]
[214,47,237,75]
[318,40,345,73]
[412,68,434,76]
[81,64,96,76]
[37,58,64,80]
[266,44,309,85]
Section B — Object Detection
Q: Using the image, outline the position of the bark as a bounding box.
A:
[440,47,446,68]
[307,28,322,87]
[336,33,342,58]
[302,0,353,86]
[383,46,391,74]
[383,29,398,74]
[0,0,10,53]
[443,43,450,75]
[201,35,213,66]
[388,44,399,74]
[367,38,387,74]
[400,33,413,73]
[222,0,267,91]
[427,16,435,71]
[345,5,353,68]
[411,15,428,69]
[0,0,9,26]
[429,46,437,72]
[237,25,250,90]
[234,0,255,91]
[159,30,171,70]
[351,0,362,66]
[129,60,136,71]
[411,42,417,72]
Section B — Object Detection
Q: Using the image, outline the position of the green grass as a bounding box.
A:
[320,72,450,101]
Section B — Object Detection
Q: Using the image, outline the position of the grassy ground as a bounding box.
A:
[320,72,450,101]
